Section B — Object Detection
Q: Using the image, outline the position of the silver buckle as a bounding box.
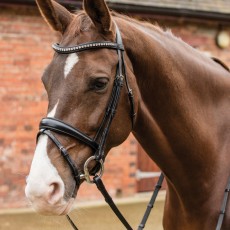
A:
[81,156,104,184]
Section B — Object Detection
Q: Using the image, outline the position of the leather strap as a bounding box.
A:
[94,75,124,161]
[216,176,230,230]
[138,173,164,230]
[66,215,79,230]
[37,129,81,189]
[93,175,133,230]
[40,117,99,150]
[115,22,136,127]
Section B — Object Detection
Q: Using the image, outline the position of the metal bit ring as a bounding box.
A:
[83,156,104,184]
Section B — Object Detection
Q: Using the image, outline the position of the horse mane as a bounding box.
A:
[70,10,229,71]
[111,11,186,46]
[111,11,164,33]
[71,10,171,37]
[67,10,92,36]
[111,12,230,71]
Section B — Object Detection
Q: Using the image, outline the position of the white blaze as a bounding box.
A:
[25,53,80,213]
[25,100,64,200]
[64,53,79,78]
[47,100,59,117]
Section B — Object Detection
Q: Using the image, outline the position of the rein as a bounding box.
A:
[65,173,164,230]
[216,177,230,230]
[36,23,230,230]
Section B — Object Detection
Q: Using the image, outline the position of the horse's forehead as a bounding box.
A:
[44,31,118,94]
[45,51,80,80]
[54,48,117,75]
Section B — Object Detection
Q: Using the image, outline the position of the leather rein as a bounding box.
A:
[36,24,229,230]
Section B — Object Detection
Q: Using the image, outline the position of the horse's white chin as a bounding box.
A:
[31,198,75,216]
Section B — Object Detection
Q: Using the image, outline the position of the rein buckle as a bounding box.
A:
[82,156,104,184]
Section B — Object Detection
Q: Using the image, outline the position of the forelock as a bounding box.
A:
[66,11,92,37]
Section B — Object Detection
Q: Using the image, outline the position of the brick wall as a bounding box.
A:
[0,4,230,209]
[0,4,55,208]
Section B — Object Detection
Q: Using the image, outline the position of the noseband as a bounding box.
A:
[37,24,135,189]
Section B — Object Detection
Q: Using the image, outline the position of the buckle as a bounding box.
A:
[82,156,104,184]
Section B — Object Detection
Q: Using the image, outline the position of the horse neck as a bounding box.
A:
[116,17,230,205]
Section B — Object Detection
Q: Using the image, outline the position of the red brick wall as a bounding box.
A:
[0,4,230,209]
[0,4,55,208]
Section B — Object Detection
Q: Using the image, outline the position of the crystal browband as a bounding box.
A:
[52,41,124,54]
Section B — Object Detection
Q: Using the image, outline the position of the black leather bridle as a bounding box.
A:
[37,24,135,187]
[36,24,146,229]
[36,24,230,230]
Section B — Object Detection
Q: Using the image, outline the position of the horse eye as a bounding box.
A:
[92,78,109,91]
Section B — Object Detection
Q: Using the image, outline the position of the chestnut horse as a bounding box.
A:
[25,0,230,229]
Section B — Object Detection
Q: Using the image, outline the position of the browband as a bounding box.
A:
[39,117,99,150]
[52,41,124,54]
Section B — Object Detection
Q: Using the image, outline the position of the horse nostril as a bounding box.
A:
[47,182,63,205]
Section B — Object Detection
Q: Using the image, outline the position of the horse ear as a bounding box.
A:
[36,0,73,34]
[83,0,112,33]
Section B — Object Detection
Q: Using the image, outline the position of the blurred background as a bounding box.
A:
[0,0,230,229]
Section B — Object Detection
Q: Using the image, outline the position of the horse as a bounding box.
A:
[25,0,230,229]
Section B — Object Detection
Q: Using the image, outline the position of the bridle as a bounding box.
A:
[36,23,230,230]
[37,24,146,229]
[37,24,135,187]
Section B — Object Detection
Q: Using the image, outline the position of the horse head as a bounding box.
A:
[25,0,137,215]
